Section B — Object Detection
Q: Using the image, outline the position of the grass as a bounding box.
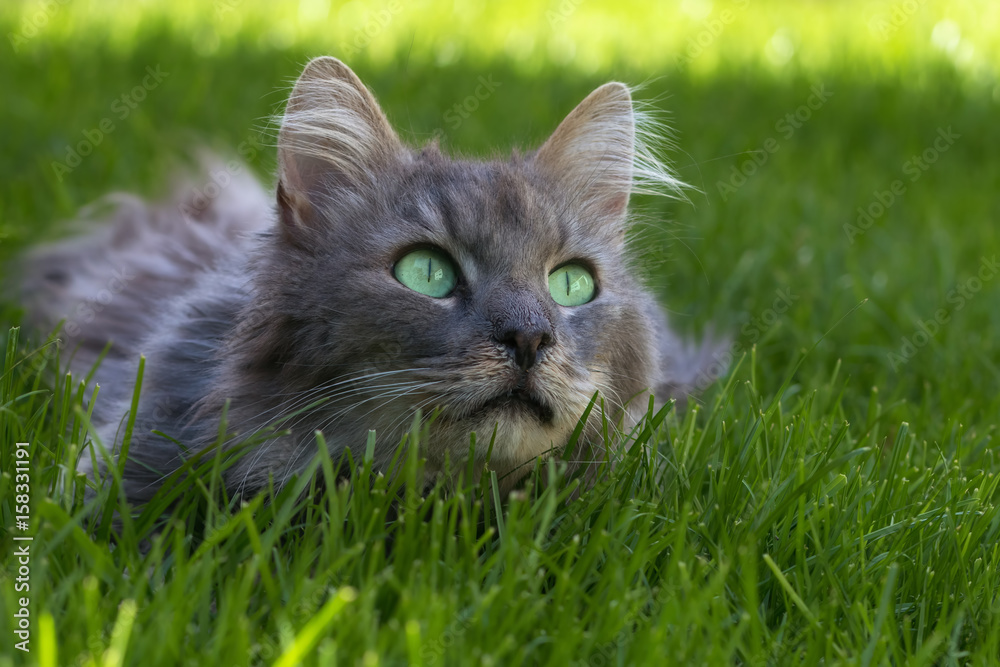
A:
[2,1,1000,664]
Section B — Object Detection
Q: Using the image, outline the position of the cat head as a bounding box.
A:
[239,57,680,483]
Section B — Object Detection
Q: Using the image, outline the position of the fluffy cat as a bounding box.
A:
[20,57,721,504]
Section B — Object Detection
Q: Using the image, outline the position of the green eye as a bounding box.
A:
[394,248,458,298]
[548,264,596,307]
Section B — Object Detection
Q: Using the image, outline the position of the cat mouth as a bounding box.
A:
[477,389,554,424]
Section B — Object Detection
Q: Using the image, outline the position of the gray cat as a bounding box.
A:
[20,57,722,504]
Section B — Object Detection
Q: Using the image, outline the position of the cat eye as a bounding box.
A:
[394,248,458,298]
[548,263,596,307]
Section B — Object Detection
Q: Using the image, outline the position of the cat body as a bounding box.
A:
[21,58,721,503]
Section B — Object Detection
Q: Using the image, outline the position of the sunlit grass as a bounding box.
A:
[4,0,1000,81]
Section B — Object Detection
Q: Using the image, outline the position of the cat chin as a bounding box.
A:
[471,391,554,425]
[463,413,566,469]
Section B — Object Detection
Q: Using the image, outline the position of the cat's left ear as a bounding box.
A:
[534,82,635,224]
[277,57,404,244]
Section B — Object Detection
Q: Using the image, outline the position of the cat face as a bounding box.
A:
[239,58,670,484]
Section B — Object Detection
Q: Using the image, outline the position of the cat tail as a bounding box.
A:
[646,302,731,407]
[17,158,273,391]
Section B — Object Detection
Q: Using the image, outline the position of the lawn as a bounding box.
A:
[1,1,999,665]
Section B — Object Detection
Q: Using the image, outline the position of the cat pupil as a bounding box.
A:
[565,271,571,295]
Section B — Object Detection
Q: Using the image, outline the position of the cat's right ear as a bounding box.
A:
[533,82,635,227]
[277,57,404,245]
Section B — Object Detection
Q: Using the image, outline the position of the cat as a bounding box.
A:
[19,57,723,504]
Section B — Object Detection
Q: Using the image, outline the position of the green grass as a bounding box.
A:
[2,1,1000,665]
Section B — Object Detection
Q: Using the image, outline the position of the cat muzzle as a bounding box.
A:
[478,388,554,424]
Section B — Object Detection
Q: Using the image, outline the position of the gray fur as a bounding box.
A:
[19,58,724,504]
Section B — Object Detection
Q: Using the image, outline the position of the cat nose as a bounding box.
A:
[495,324,552,371]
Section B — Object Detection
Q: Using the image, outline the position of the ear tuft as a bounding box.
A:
[277,57,404,240]
[534,83,684,229]
[534,83,636,219]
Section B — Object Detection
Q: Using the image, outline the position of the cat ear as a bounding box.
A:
[534,82,635,222]
[277,57,404,241]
